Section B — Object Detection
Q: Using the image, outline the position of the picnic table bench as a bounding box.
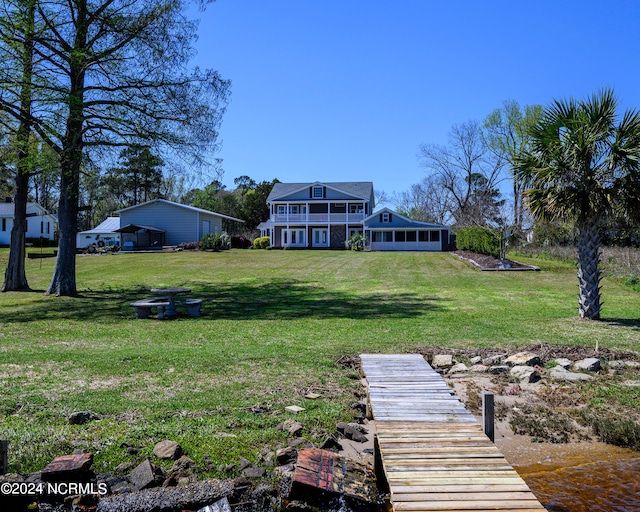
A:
[130,297,171,319]
[131,288,204,319]
[183,298,203,317]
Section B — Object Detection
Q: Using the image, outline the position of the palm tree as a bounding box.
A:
[515,89,640,320]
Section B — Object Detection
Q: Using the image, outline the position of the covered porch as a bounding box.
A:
[116,224,166,251]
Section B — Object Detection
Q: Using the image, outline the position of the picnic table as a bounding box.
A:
[150,287,191,317]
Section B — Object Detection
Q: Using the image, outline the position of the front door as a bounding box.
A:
[283,229,305,247]
[312,228,329,247]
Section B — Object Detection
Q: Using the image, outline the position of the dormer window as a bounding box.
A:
[312,186,324,198]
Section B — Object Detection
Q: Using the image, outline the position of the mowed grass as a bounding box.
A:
[0,248,638,475]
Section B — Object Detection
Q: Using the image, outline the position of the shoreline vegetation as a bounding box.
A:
[0,248,638,507]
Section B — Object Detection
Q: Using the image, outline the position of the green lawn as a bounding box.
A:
[0,249,638,475]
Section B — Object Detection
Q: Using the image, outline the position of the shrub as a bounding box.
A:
[345,233,366,251]
[200,232,231,251]
[231,236,252,249]
[456,226,502,258]
[253,236,270,249]
[580,412,640,451]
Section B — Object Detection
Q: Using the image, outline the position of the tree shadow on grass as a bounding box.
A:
[601,318,640,330]
[1,280,448,323]
[196,280,448,320]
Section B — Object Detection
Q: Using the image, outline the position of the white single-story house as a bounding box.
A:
[115,199,244,249]
[76,217,121,249]
[0,200,58,245]
[363,207,449,251]
[262,181,449,251]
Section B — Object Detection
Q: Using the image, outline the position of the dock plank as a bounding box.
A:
[360,354,545,512]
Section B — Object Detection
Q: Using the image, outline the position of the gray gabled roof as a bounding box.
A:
[267,182,374,202]
[364,207,448,228]
[115,198,244,223]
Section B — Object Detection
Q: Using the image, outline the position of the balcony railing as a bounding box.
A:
[271,213,366,223]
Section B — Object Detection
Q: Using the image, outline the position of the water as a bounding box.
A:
[522,458,640,511]
[497,436,640,511]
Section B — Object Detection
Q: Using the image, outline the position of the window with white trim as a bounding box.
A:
[312,186,324,198]
[382,212,390,223]
[277,205,300,215]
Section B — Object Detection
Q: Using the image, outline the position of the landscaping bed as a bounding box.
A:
[454,249,540,270]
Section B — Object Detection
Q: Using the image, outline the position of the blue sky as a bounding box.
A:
[188,0,640,201]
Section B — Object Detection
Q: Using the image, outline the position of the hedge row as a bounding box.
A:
[456,226,502,258]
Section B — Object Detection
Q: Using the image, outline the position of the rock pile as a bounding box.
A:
[431,349,612,384]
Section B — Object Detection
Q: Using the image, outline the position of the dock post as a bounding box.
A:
[0,440,7,474]
[482,392,495,442]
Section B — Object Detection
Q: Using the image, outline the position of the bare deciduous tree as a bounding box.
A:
[418,120,505,228]
[393,175,452,225]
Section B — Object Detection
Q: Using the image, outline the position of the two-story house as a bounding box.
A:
[265,182,374,249]
[264,181,450,251]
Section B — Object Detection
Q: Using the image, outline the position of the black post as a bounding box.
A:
[0,440,8,474]
[483,392,495,442]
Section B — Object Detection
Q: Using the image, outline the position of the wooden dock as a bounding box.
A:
[360,354,545,512]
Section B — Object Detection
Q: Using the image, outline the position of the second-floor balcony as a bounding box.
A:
[271,212,366,224]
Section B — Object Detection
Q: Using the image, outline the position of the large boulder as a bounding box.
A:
[510,365,541,383]
[549,366,594,382]
[504,352,542,367]
[432,354,453,368]
[153,440,183,460]
[573,358,601,372]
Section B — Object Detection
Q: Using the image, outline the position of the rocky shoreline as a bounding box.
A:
[2,345,639,512]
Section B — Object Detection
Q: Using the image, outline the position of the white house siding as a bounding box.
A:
[120,202,222,246]
[0,207,56,245]
[76,232,120,248]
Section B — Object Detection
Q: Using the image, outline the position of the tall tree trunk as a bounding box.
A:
[513,180,520,229]
[46,0,87,297]
[2,0,36,292]
[47,151,80,296]
[576,217,602,320]
[2,173,29,292]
